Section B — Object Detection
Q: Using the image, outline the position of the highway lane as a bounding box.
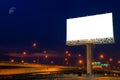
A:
[0,62,79,75]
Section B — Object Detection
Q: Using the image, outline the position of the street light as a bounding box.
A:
[68,53,71,57]
[21,51,27,63]
[109,57,113,70]
[21,60,24,63]
[109,58,113,62]
[33,42,37,47]
[78,60,83,64]
[45,55,48,59]
[33,60,36,63]
[50,60,54,64]
[44,50,47,54]
[64,58,68,61]
[118,60,120,64]
[78,54,81,57]
[65,50,69,54]
[92,62,94,65]
[10,59,14,63]
[99,54,104,59]
[23,51,27,55]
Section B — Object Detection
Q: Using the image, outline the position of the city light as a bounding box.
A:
[45,55,48,59]
[78,60,83,64]
[23,51,27,55]
[33,60,36,63]
[50,61,54,64]
[44,50,47,54]
[92,62,94,65]
[33,43,37,47]
[68,53,71,57]
[118,60,120,64]
[10,59,15,63]
[78,54,81,57]
[64,58,68,61]
[109,57,113,62]
[21,60,24,63]
[99,54,104,59]
[65,50,69,54]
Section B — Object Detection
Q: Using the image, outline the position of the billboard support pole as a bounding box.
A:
[86,43,92,76]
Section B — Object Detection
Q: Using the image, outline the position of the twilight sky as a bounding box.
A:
[0,0,120,59]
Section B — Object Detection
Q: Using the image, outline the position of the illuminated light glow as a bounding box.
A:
[64,58,68,61]
[68,53,71,57]
[21,60,24,63]
[92,62,94,65]
[78,54,81,57]
[100,54,104,59]
[33,60,36,63]
[44,50,47,54]
[118,60,120,64]
[78,60,83,64]
[65,51,69,54]
[66,13,114,45]
[92,65,102,69]
[50,61,54,64]
[101,64,108,67]
[33,43,37,47]
[10,59,14,63]
[45,55,48,58]
[23,51,27,55]
[109,58,112,61]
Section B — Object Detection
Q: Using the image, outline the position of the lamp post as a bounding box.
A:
[43,50,48,64]
[109,57,113,70]
[21,51,27,63]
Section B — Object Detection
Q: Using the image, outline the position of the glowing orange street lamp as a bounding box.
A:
[109,58,113,62]
[33,60,36,63]
[92,62,94,65]
[33,43,37,47]
[21,60,24,63]
[78,54,81,57]
[68,53,71,57]
[50,61,54,64]
[44,50,47,54]
[100,54,104,59]
[23,51,27,55]
[65,50,69,54]
[78,60,83,64]
[118,60,120,64]
[10,59,14,63]
[45,55,48,59]
[64,58,68,61]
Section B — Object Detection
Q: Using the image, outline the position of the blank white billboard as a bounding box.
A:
[66,13,114,45]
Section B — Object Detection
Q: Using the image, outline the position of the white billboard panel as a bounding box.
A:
[66,13,114,46]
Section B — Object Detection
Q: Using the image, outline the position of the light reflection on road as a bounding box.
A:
[49,77,120,80]
[48,77,120,80]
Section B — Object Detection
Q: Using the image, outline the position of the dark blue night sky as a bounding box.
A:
[0,0,120,58]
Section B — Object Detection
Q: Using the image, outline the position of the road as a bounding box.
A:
[0,62,79,75]
[46,77,120,80]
